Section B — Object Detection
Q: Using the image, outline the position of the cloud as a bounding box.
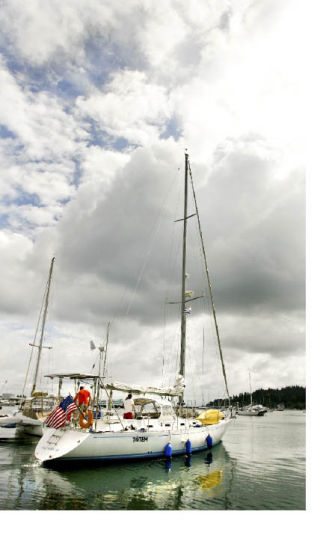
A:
[0,57,87,160]
[0,55,88,233]
[0,1,305,400]
[76,70,172,145]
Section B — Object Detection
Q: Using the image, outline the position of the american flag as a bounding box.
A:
[45,395,77,429]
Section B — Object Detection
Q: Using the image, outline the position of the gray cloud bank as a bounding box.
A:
[0,0,305,400]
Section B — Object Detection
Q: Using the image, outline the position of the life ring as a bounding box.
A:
[79,410,93,429]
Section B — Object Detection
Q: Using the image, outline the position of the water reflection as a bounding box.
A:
[0,412,306,510]
[1,441,234,510]
[41,445,232,510]
[196,470,223,491]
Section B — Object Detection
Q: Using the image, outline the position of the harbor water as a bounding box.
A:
[0,409,305,510]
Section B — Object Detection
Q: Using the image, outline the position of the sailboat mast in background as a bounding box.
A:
[30,257,55,396]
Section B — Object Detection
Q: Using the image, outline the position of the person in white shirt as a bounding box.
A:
[123,393,136,419]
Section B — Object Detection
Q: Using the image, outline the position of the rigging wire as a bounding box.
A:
[107,164,183,382]
[124,166,182,320]
[185,328,197,406]
[108,165,181,329]
[161,297,166,384]
[21,280,48,397]
[175,174,214,404]
[161,167,184,386]
[188,158,231,403]
[201,326,205,406]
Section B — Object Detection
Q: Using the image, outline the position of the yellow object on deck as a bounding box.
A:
[196,409,224,425]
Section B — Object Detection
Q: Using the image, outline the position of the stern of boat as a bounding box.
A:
[35,427,90,463]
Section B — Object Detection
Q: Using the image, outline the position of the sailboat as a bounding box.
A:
[0,257,58,436]
[35,153,232,464]
[237,372,267,416]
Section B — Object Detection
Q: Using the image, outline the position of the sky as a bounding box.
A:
[0,0,305,404]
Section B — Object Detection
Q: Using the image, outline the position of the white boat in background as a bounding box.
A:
[0,399,16,406]
[237,404,267,416]
[35,153,232,465]
[0,257,58,437]
[0,417,17,440]
[237,371,267,417]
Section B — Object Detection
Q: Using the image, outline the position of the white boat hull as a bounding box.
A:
[0,412,44,436]
[0,415,21,428]
[16,423,43,436]
[237,407,267,416]
[35,418,230,463]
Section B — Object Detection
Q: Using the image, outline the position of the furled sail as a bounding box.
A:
[103,375,185,397]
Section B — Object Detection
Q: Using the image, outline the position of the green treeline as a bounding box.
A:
[208,385,306,410]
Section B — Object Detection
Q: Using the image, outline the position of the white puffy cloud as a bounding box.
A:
[0,58,87,160]
[76,70,172,145]
[0,0,305,400]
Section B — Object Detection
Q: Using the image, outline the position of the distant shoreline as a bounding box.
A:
[208,384,306,410]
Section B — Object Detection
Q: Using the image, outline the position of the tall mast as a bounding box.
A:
[179,152,189,403]
[31,257,55,396]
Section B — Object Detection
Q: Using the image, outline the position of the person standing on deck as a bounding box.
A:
[74,386,91,412]
[123,393,136,419]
